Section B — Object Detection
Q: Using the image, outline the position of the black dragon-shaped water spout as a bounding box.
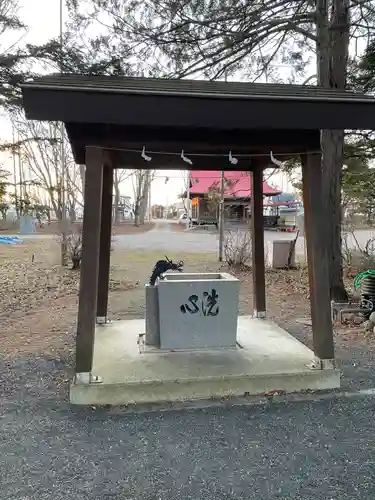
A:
[149,256,184,286]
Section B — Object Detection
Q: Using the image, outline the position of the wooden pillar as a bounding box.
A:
[75,147,104,381]
[96,165,114,324]
[251,165,266,317]
[301,152,334,361]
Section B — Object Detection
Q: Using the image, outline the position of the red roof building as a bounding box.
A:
[189,171,281,199]
[187,171,282,222]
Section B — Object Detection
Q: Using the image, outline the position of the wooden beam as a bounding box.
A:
[67,123,320,165]
[75,146,104,378]
[251,165,266,317]
[96,165,114,323]
[301,152,334,361]
[67,123,320,147]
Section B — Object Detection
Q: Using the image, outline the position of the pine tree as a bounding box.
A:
[0,0,29,106]
[355,38,375,92]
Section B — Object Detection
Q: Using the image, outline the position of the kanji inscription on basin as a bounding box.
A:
[157,273,240,350]
[180,289,219,316]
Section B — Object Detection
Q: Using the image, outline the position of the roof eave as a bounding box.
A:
[20,82,375,104]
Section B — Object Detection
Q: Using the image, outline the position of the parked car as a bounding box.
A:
[178,213,190,225]
[178,213,218,228]
[178,213,197,226]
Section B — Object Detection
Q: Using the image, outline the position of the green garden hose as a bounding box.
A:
[353,269,375,290]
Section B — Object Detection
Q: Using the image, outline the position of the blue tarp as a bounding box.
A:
[0,236,23,245]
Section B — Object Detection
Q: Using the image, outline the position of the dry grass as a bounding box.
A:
[0,239,316,365]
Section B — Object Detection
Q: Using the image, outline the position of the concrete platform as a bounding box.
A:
[70,316,340,405]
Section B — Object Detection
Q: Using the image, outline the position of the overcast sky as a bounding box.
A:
[0,0,295,204]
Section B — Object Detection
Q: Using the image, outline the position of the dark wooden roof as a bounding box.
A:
[22,74,375,102]
[20,74,375,166]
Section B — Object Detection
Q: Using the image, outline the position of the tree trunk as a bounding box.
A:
[133,171,145,226]
[139,172,149,225]
[69,206,76,222]
[113,171,121,223]
[71,256,81,270]
[316,0,330,87]
[321,130,348,300]
[114,184,121,223]
[79,164,85,190]
[316,0,350,301]
[134,204,140,226]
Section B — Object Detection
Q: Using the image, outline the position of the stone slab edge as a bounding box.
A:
[70,369,340,406]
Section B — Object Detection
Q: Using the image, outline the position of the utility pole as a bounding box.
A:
[148,175,152,222]
[219,68,228,259]
[11,127,18,216]
[17,130,24,200]
[16,129,26,218]
[59,0,67,265]
[186,169,191,229]
[218,170,225,261]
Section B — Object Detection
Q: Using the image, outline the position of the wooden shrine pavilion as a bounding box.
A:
[21,75,375,385]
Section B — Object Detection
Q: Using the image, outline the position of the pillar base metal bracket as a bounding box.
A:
[74,372,104,385]
[96,316,112,326]
[253,310,266,319]
[307,358,336,371]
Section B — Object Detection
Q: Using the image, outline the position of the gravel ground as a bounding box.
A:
[2,346,375,500]
[287,323,375,391]
[0,354,375,500]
